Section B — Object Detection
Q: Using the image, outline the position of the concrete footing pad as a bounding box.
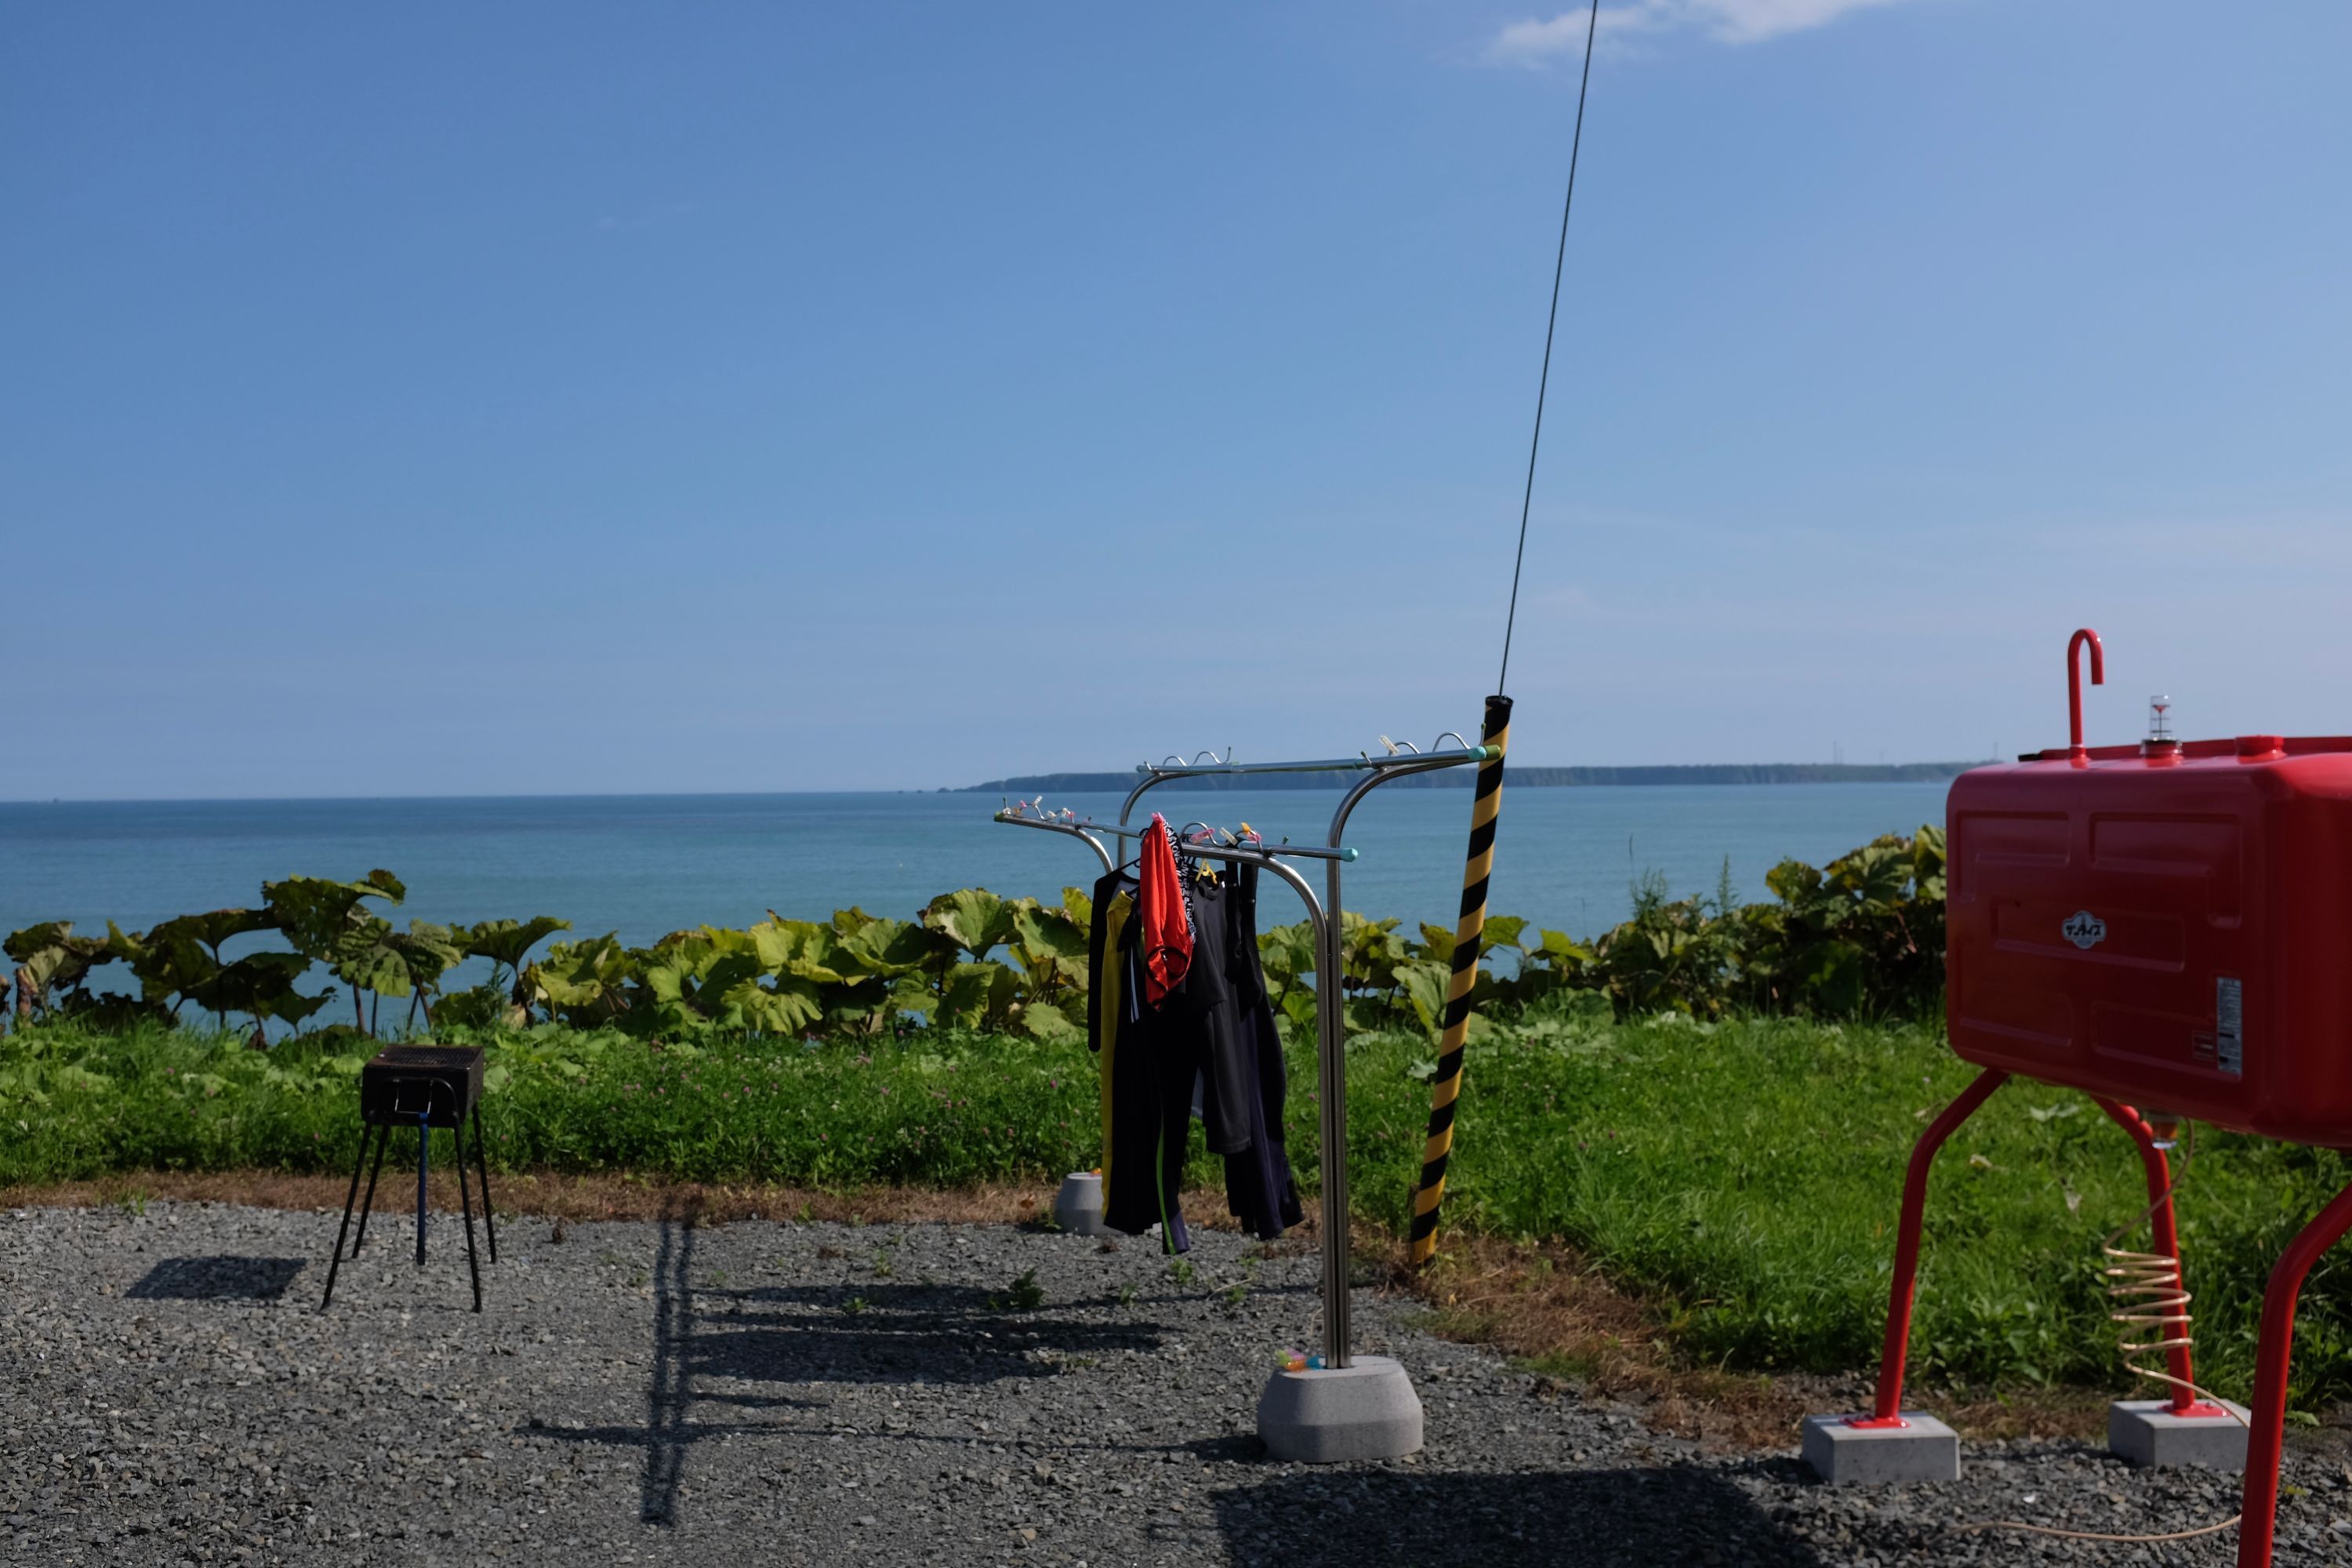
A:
[2109,1399,2250,1470]
[1801,1413,1960,1484]
[1258,1355,1424,1463]
[1052,1172,1105,1237]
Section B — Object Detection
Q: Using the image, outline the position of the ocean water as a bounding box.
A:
[0,784,1949,953]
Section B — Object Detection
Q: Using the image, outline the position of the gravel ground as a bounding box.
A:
[5,1200,2352,1566]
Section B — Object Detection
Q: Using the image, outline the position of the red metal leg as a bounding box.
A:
[2238,1178,2352,1568]
[2092,1098,2209,1414]
[1861,1068,2010,1424]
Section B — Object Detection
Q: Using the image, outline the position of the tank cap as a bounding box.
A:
[2237,735,2285,760]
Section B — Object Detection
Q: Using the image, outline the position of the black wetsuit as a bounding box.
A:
[1088,862,1301,1249]
[1217,864,1305,1240]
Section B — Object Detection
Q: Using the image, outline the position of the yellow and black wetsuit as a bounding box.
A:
[1090,867,1203,1250]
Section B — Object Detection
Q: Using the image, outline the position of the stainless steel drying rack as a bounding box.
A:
[994,736,1497,1368]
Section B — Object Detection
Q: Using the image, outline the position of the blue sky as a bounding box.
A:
[5,2,2347,797]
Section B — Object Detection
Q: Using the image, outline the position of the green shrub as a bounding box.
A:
[3,830,1947,1049]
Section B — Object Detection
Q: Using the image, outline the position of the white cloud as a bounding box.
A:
[1684,0,1910,42]
[1486,0,1911,64]
[1486,7,1648,67]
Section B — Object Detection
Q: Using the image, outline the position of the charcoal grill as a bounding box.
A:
[321,1044,498,1312]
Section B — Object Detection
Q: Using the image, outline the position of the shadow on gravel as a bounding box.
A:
[554,1215,1179,1531]
[688,1281,1169,1385]
[125,1255,307,1301]
[1212,1465,1822,1567]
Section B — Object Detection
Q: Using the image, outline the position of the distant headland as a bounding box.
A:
[956,761,1988,793]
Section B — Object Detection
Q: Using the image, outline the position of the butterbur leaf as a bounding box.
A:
[1011,903,1086,960]
[923,889,1018,961]
[887,973,940,1022]
[936,961,1004,1029]
[388,921,466,991]
[1482,915,1526,953]
[1278,989,1318,1040]
[638,937,709,1007]
[1829,841,1913,908]
[1060,886,1094,931]
[1014,996,1084,1047]
[984,960,1021,1024]
[126,922,224,1002]
[256,987,331,1029]
[720,975,824,1034]
[1912,822,1946,873]
[1534,930,1592,968]
[5,922,92,965]
[332,916,410,997]
[748,918,848,982]
[1339,914,1407,989]
[17,943,100,1002]
[434,985,510,1031]
[530,935,632,1010]
[1010,942,1081,997]
[1257,923,1316,987]
[156,908,278,952]
[184,951,310,1019]
[264,876,402,960]
[1765,859,1824,906]
[1396,960,1452,1037]
[6,923,114,1002]
[463,916,572,971]
[833,916,937,978]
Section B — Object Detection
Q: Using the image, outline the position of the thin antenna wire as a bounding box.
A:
[1496,0,1601,696]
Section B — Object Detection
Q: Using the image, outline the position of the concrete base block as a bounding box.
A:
[1258,1355,1424,1464]
[1052,1172,1105,1237]
[1801,1413,1960,1484]
[2108,1399,2249,1470]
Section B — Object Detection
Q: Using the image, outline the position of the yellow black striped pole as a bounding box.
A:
[1408,693,1512,1265]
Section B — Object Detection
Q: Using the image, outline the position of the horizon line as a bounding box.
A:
[0,762,1991,808]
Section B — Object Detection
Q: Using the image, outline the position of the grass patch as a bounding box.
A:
[9,1010,2352,1410]
[1392,1010,2352,1413]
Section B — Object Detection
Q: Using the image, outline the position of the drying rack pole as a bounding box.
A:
[995,736,1495,1465]
[1116,746,1493,1367]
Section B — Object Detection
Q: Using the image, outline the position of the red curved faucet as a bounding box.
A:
[2067,627,2104,758]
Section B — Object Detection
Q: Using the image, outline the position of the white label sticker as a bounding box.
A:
[2063,910,2107,950]
[2216,975,2243,1077]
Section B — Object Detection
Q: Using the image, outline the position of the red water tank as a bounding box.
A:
[1947,732,2352,1145]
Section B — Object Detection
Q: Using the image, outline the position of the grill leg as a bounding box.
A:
[471,1108,498,1264]
[321,1122,372,1309]
[351,1124,390,1258]
[416,1109,431,1266]
[456,1112,484,1312]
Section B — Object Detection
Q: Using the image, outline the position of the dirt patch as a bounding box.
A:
[1352,1227,1811,1450]
[0,1167,1273,1232]
[1356,1226,2115,1450]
